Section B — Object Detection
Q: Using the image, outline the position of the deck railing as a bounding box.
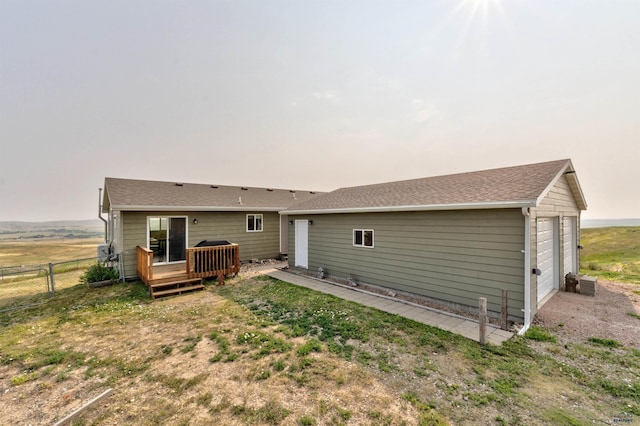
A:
[136,246,154,284]
[137,244,240,285]
[186,244,240,279]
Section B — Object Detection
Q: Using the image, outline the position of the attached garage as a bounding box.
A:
[284,159,587,335]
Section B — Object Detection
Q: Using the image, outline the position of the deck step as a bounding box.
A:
[149,278,204,299]
[150,278,202,289]
[152,284,205,298]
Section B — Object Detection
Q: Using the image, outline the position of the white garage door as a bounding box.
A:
[563,217,577,277]
[537,218,557,303]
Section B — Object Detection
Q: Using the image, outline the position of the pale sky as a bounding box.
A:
[1,0,638,221]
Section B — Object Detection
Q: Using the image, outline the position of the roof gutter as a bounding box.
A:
[111,206,285,212]
[283,200,537,216]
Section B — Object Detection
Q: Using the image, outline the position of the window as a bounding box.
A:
[247,214,263,232]
[353,229,374,248]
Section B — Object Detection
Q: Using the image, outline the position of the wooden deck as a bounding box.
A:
[136,244,240,299]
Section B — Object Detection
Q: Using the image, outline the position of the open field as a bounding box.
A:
[0,220,103,241]
[0,274,638,425]
[580,227,640,284]
[0,238,103,266]
[0,236,103,311]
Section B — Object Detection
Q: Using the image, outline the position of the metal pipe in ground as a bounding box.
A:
[501,289,509,331]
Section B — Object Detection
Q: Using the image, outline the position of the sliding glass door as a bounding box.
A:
[148,216,186,264]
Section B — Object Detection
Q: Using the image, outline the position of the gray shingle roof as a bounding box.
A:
[285,159,587,214]
[103,178,323,211]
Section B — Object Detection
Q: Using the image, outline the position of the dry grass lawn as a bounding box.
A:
[1,274,638,425]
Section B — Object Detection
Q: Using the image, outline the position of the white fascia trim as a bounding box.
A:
[284,200,536,216]
[519,206,532,335]
[112,205,283,212]
[565,172,588,210]
[534,160,571,207]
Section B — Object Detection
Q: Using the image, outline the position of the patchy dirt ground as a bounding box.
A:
[0,276,423,425]
[534,279,640,349]
[1,267,638,425]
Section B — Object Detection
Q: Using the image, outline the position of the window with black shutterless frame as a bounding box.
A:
[353,229,374,248]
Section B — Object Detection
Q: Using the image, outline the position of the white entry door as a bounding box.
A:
[537,218,558,303]
[295,220,309,269]
[563,217,577,276]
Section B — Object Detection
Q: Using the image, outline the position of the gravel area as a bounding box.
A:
[534,279,640,349]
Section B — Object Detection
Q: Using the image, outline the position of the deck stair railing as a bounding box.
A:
[136,246,154,284]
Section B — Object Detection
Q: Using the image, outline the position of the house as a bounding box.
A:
[101,178,322,280]
[283,159,587,333]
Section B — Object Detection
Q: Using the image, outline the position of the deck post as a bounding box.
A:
[49,263,56,296]
[479,297,487,345]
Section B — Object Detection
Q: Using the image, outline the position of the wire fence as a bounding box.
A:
[0,257,118,313]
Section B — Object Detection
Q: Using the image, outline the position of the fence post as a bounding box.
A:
[479,297,487,345]
[501,290,509,331]
[48,263,56,296]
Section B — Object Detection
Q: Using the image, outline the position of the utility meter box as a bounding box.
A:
[97,244,109,262]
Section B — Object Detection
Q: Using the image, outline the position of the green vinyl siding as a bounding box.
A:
[289,209,525,320]
[120,210,281,278]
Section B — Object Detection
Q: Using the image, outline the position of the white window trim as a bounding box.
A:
[246,214,264,232]
[353,229,374,248]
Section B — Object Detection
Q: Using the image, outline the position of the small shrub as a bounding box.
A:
[80,262,119,284]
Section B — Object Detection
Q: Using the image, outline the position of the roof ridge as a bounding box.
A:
[104,177,322,194]
[333,159,570,192]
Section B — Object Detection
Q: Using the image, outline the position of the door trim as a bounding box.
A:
[294,220,309,269]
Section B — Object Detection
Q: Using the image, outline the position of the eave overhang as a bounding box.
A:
[282,200,537,216]
[110,205,285,212]
[534,159,587,211]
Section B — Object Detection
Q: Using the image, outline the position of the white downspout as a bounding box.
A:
[98,188,108,243]
[519,207,531,335]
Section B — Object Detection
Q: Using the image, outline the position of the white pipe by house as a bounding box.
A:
[519,207,531,335]
[98,188,107,243]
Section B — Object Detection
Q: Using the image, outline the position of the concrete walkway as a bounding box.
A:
[265,269,513,346]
